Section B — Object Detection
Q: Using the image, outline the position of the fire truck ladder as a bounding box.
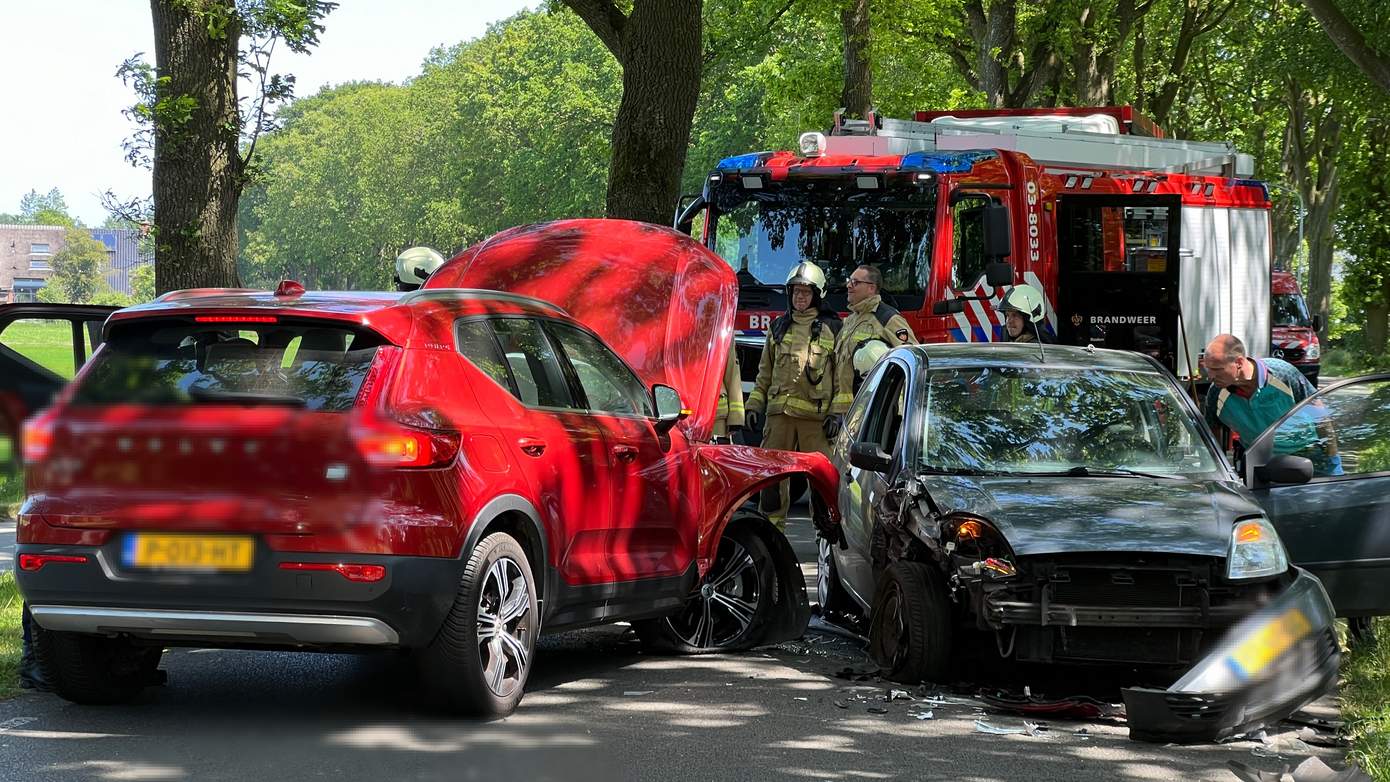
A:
[825,112,1253,178]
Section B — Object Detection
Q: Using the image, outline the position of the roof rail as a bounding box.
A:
[397,288,568,315]
[155,288,262,302]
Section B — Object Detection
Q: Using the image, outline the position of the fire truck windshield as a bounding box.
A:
[707,185,936,303]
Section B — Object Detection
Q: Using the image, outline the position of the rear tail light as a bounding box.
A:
[279,562,386,583]
[354,425,460,468]
[21,414,55,464]
[19,553,89,572]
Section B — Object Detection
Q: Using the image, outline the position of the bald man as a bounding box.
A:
[1200,334,1317,443]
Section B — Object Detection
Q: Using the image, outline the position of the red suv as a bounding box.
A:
[17,220,840,717]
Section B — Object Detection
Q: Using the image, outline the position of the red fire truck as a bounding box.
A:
[677,106,1273,385]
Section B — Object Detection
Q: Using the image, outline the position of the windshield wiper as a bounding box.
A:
[1053,466,1184,480]
[917,466,1010,477]
[187,388,307,407]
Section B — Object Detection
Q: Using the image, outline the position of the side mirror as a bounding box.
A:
[1253,453,1314,485]
[1311,314,1323,333]
[673,193,704,234]
[932,299,967,315]
[982,203,1011,260]
[850,441,892,472]
[652,384,689,434]
[985,261,1013,288]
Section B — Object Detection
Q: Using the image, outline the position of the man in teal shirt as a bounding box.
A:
[1201,334,1340,473]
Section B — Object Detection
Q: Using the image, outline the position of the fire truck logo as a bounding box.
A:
[1071,313,1084,327]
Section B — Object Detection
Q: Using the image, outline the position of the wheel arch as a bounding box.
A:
[461,494,554,624]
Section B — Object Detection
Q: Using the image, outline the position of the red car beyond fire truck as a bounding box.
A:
[677,106,1273,386]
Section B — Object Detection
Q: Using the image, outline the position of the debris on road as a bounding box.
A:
[910,710,935,720]
[887,689,913,702]
[974,719,1045,736]
[867,707,889,715]
[1227,756,1373,782]
[980,690,1123,721]
[622,691,654,696]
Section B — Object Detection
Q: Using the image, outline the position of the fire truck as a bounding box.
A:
[676,106,1273,385]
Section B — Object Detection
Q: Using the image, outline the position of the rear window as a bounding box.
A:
[71,320,384,412]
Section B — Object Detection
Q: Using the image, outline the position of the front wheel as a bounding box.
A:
[867,561,953,684]
[419,532,537,718]
[638,524,777,654]
[816,537,858,620]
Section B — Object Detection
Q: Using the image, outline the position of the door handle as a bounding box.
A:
[518,438,547,457]
[613,445,639,463]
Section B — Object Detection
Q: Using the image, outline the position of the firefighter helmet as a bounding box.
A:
[853,339,890,375]
[998,284,1046,323]
[785,261,828,298]
[395,246,445,290]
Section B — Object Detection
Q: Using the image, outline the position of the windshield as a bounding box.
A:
[1272,293,1311,328]
[709,184,935,300]
[919,366,1222,478]
[72,321,383,412]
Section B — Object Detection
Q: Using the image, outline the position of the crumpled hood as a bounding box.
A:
[922,475,1262,558]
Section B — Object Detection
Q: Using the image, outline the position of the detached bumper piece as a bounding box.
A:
[1123,569,1340,743]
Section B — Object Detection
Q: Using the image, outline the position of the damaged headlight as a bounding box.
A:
[1226,517,1289,581]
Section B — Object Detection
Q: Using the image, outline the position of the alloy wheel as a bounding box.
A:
[476,556,531,699]
[665,538,762,648]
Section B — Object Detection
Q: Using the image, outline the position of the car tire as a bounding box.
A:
[34,625,162,705]
[867,561,952,684]
[1348,617,1376,647]
[420,532,537,718]
[816,537,858,620]
[638,523,777,654]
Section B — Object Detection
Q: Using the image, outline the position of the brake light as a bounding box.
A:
[19,553,89,572]
[194,315,278,323]
[21,415,54,464]
[355,426,460,468]
[279,562,386,583]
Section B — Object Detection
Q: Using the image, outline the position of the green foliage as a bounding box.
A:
[41,229,109,304]
[1342,618,1390,779]
[0,572,21,699]
[128,263,156,303]
[3,188,78,227]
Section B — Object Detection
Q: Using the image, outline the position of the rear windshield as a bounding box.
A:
[71,320,383,412]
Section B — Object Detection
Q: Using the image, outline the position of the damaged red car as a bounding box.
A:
[16,219,840,717]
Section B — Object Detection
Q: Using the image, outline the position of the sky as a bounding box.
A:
[0,1,535,226]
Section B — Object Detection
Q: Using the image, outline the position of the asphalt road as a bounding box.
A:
[0,517,1352,782]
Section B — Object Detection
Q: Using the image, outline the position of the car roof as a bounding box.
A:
[103,287,567,344]
[905,342,1167,374]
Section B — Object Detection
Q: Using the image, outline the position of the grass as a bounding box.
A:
[0,319,76,379]
[1342,618,1390,780]
[0,573,21,699]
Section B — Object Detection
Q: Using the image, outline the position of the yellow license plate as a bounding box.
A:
[1227,607,1313,679]
[126,534,255,572]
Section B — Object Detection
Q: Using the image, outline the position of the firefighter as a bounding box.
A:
[745,261,842,526]
[712,343,745,443]
[395,246,445,292]
[835,264,917,403]
[998,284,1048,343]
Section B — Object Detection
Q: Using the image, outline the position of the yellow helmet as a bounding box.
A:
[853,339,890,375]
[785,261,828,298]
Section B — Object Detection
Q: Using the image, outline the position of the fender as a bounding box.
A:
[461,493,555,625]
[692,444,842,573]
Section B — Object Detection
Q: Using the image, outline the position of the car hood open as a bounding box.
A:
[921,475,1262,559]
[423,219,735,443]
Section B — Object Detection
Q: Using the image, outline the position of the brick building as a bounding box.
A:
[0,224,153,303]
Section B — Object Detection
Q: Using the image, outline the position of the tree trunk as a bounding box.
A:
[1300,0,1390,95]
[966,0,1014,108]
[1281,80,1344,343]
[840,0,873,117]
[149,0,244,294]
[1367,285,1390,356]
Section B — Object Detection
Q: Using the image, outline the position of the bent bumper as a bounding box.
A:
[1122,568,1340,743]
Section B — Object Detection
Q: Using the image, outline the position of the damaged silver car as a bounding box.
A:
[818,343,1341,742]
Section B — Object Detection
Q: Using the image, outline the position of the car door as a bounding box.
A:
[457,316,616,587]
[543,320,689,586]
[0,304,114,470]
[837,359,913,606]
[1245,374,1390,617]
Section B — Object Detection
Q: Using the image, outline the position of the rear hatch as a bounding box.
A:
[28,316,392,534]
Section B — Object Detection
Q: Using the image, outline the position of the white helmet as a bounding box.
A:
[395,246,445,290]
[998,284,1045,323]
[853,339,890,375]
[785,261,828,298]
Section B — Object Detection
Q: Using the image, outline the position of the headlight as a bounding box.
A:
[1226,518,1289,580]
[1305,342,1320,360]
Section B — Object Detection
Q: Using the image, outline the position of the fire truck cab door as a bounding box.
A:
[1056,195,1183,371]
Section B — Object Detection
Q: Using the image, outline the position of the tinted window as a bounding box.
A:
[71,321,380,412]
[489,318,575,409]
[455,320,515,393]
[1272,293,1312,328]
[1267,379,1390,478]
[547,322,652,417]
[951,196,991,291]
